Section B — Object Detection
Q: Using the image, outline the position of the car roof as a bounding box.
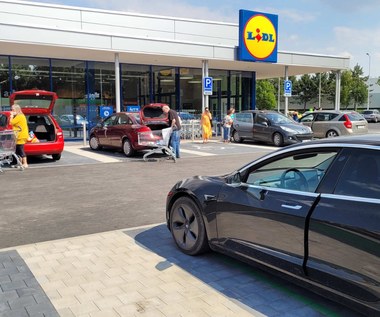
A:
[292,134,380,147]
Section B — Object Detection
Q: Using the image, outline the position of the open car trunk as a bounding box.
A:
[140,103,169,131]
[27,115,56,142]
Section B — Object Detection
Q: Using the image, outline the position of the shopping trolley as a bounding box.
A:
[0,130,24,173]
[138,127,176,162]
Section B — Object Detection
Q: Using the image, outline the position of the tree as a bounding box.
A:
[340,70,352,109]
[256,80,276,110]
[293,74,318,110]
[350,64,368,110]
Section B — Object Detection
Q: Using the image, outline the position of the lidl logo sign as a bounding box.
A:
[238,10,278,63]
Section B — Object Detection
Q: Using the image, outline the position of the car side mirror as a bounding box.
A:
[262,121,268,127]
[96,122,102,128]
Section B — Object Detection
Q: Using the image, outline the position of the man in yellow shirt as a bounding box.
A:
[10,104,29,168]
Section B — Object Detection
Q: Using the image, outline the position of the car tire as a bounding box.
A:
[232,130,243,143]
[326,130,338,138]
[169,196,209,256]
[123,138,135,157]
[52,153,61,161]
[89,135,101,150]
[273,132,284,147]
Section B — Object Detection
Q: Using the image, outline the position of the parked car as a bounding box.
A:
[140,103,169,130]
[0,90,64,160]
[231,110,313,146]
[58,114,88,127]
[299,110,368,138]
[89,112,152,157]
[362,109,380,123]
[166,134,380,316]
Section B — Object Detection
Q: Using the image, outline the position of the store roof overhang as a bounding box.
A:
[0,20,350,79]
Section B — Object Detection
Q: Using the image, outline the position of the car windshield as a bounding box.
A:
[266,113,294,124]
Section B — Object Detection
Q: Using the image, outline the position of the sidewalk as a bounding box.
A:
[0,224,355,317]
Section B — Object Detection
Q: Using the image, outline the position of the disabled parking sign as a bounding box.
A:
[100,106,113,118]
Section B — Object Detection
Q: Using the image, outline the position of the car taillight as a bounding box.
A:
[343,114,352,129]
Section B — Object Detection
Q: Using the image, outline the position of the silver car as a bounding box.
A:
[299,110,368,138]
[362,109,380,123]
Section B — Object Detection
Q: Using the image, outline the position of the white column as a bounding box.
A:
[202,60,209,113]
[115,53,121,112]
[335,70,341,111]
[284,66,288,116]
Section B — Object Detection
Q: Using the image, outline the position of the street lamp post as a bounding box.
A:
[366,52,371,110]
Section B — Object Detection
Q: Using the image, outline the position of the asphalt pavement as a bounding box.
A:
[0,137,366,316]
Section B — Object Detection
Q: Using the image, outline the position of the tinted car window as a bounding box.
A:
[246,151,337,192]
[255,114,268,125]
[300,113,314,122]
[334,150,380,199]
[103,115,117,127]
[266,112,293,124]
[235,113,253,123]
[315,113,339,121]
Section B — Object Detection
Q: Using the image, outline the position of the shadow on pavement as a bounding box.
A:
[125,224,355,317]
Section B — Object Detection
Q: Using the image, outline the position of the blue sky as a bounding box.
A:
[28,0,380,77]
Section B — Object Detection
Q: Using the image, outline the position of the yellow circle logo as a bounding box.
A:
[244,14,277,60]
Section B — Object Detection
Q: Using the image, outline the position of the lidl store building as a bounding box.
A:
[0,0,350,133]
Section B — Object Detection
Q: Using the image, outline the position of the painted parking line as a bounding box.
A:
[64,146,121,163]
[181,148,217,156]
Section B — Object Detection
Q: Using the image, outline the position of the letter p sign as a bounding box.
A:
[204,77,213,95]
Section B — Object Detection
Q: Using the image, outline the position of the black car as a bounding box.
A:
[231,110,313,146]
[166,134,380,316]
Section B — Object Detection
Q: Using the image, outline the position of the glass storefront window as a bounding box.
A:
[10,57,50,92]
[179,68,202,117]
[87,61,116,129]
[121,64,150,111]
[230,71,252,112]
[51,59,86,138]
[152,66,176,107]
[0,56,10,110]
[209,70,228,121]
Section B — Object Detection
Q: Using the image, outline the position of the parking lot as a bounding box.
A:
[0,137,370,316]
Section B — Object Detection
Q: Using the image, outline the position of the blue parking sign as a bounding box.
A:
[284,80,292,97]
[203,77,213,95]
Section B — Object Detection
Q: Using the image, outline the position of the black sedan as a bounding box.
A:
[166,134,380,316]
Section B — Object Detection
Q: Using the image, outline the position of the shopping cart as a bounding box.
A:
[0,130,24,173]
[138,127,176,162]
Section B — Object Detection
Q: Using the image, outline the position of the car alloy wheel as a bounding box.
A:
[232,130,242,143]
[326,130,338,138]
[170,196,209,255]
[123,138,134,157]
[89,135,101,150]
[273,132,284,147]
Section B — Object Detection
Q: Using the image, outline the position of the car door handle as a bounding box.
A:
[259,189,267,200]
[204,194,216,202]
[281,204,302,210]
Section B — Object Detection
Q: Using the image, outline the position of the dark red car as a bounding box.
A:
[89,112,152,157]
[0,90,64,160]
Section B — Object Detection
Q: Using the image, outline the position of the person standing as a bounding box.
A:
[10,104,29,168]
[201,107,212,143]
[162,105,181,159]
[223,109,234,143]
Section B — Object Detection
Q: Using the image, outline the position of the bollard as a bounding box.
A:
[82,121,87,146]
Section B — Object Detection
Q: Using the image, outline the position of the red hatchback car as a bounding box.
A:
[0,90,64,160]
